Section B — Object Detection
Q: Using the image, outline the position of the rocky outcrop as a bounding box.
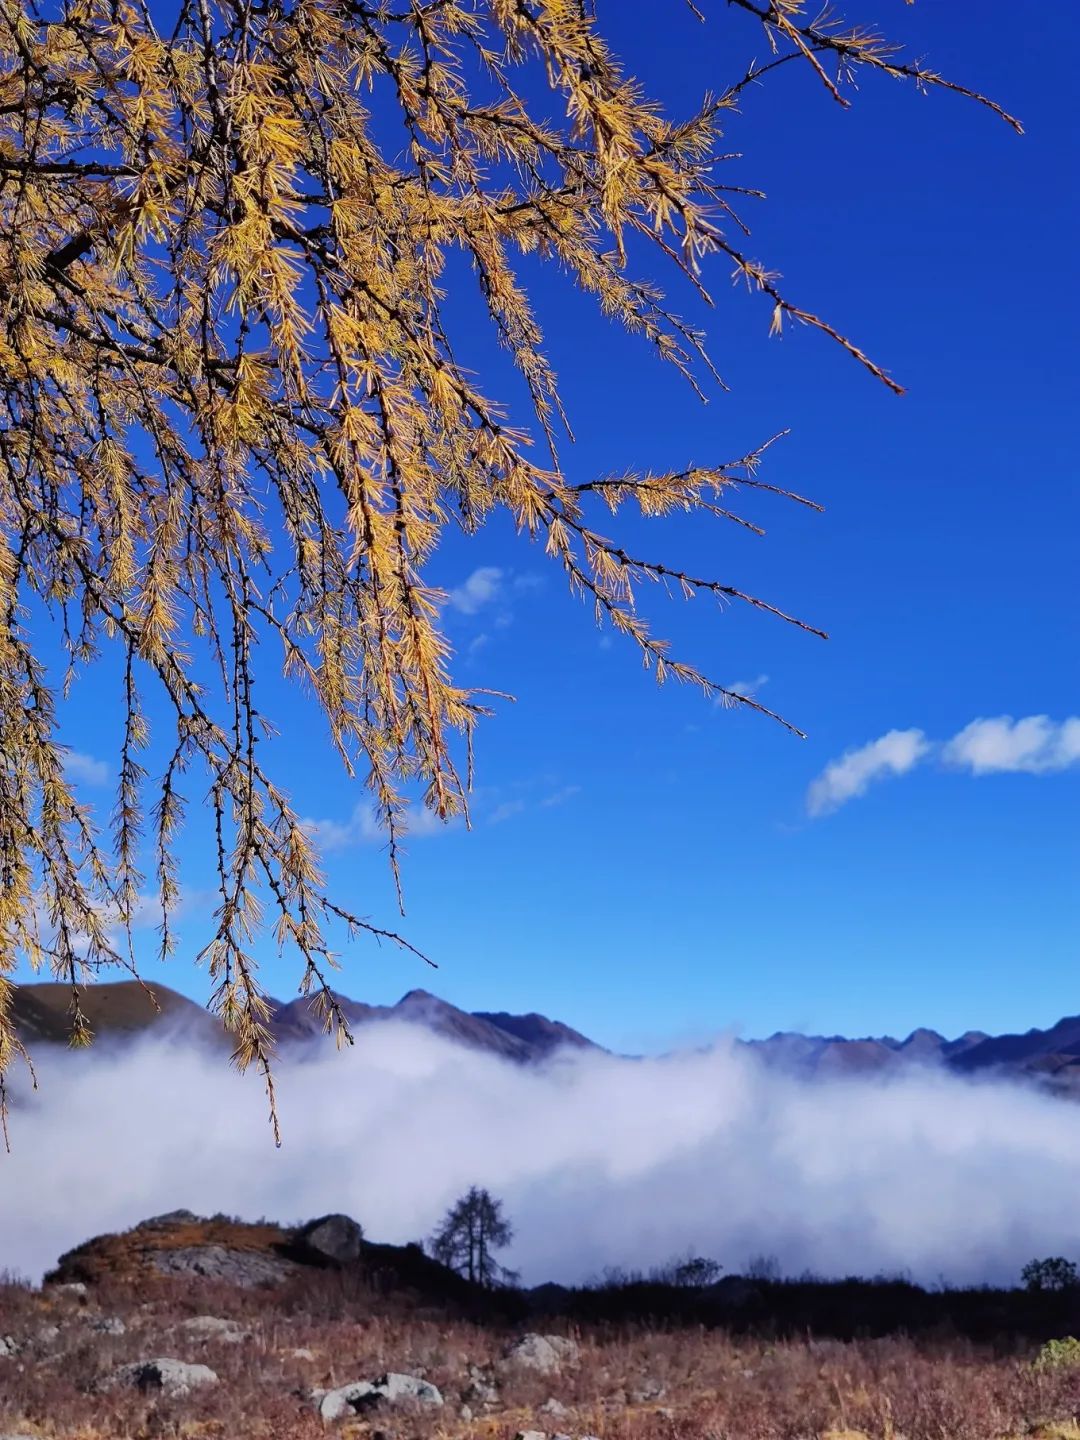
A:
[47,1213,299,1289]
[44,1210,483,1316]
[150,1245,294,1288]
[136,1209,201,1231]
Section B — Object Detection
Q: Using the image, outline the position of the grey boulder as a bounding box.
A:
[539,1397,570,1418]
[315,1371,443,1421]
[503,1333,580,1373]
[462,1366,500,1406]
[175,1315,247,1343]
[295,1213,364,1266]
[513,1429,601,1440]
[106,1357,219,1398]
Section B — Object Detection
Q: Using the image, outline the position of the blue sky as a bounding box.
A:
[30,0,1079,1052]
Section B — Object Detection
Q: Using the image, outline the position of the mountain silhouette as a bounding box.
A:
[10,981,1080,1094]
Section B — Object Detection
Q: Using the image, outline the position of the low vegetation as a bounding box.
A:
[1035,1338,1080,1374]
[2,1266,1080,1440]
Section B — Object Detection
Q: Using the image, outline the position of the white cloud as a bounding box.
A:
[300,803,382,852]
[722,674,769,701]
[406,805,452,838]
[448,566,503,615]
[62,751,110,787]
[487,798,527,826]
[943,715,1080,775]
[301,802,451,852]
[806,729,930,817]
[540,785,582,808]
[5,1025,1080,1290]
[99,887,214,947]
[25,887,210,963]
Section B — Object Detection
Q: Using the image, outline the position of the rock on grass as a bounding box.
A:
[103,1358,219,1398]
[314,1371,443,1421]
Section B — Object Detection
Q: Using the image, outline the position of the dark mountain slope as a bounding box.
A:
[267,992,382,1046]
[474,1008,596,1057]
[953,1016,1080,1071]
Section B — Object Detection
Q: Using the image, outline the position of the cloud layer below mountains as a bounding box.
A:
[5,1024,1079,1288]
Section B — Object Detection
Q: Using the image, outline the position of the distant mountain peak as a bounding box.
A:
[896,1028,948,1058]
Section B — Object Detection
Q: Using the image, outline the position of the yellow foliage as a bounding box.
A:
[0,0,1018,1141]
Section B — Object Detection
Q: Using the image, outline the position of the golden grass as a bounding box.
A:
[7,1223,1080,1440]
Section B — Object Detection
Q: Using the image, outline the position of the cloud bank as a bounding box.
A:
[808,714,1080,815]
[300,801,449,852]
[4,1024,1079,1291]
[806,729,929,817]
[61,750,110,787]
[448,565,504,615]
[943,715,1080,776]
[723,674,770,701]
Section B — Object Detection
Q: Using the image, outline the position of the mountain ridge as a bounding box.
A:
[9,980,599,1066]
[10,980,1080,1094]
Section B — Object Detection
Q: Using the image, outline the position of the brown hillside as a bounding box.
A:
[12,980,226,1048]
[46,1210,489,1315]
[12,980,602,1063]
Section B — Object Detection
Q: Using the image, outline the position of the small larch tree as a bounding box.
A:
[1022,1258,1079,1294]
[430,1185,516,1289]
[0,0,1019,1137]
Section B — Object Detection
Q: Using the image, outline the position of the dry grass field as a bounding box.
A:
[3,1216,1080,1440]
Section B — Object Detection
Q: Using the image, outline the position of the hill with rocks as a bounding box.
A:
[44,1209,485,1310]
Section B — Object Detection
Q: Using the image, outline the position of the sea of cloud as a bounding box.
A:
[4,1023,1079,1288]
